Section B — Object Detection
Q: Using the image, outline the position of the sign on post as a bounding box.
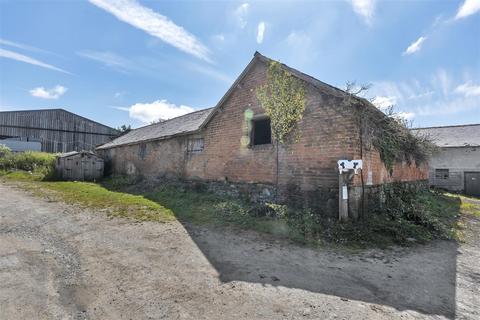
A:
[337,159,363,222]
[337,159,363,174]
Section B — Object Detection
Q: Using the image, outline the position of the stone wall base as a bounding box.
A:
[116,175,429,221]
[348,180,429,220]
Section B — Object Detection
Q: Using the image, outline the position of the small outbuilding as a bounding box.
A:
[56,151,104,181]
[412,124,480,196]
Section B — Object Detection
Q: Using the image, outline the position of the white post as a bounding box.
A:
[337,160,363,222]
[339,173,349,222]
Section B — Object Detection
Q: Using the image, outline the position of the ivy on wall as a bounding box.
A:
[357,102,435,173]
[256,61,306,195]
[256,61,306,144]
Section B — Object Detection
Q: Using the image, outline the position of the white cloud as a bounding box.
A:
[119,99,195,123]
[187,62,232,83]
[403,36,427,55]
[372,96,397,110]
[408,90,434,100]
[372,95,414,120]
[256,22,266,44]
[371,71,480,120]
[416,96,479,116]
[29,85,67,99]
[351,0,375,25]
[432,69,450,97]
[234,3,249,28]
[213,34,225,42]
[394,111,415,121]
[455,82,480,97]
[284,31,316,67]
[286,31,311,47]
[77,50,132,72]
[0,38,55,55]
[78,49,231,83]
[455,0,480,20]
[0,48,70,74]
[88,0,211,62]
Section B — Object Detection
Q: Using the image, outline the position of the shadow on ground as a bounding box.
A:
[180,222,459,319]
[107,180,462,319]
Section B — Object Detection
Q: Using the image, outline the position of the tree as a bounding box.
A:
[256,61,306,195]
[117,124,131,135]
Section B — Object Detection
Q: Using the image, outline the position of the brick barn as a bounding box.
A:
[97,52,428,217]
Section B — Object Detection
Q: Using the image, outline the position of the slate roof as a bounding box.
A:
[199,51,383,131]
[97,51,380,150]
[97,108,213,149]
[411,124,480,147]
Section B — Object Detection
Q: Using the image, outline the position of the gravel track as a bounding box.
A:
[0,182,478,320]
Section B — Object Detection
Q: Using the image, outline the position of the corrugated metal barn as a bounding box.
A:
[0,109,119,153]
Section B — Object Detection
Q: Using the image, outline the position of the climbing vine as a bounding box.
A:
[343,82,435,173]
[370,110,435,172]
[256,61,306,196]
[256,61,306,144]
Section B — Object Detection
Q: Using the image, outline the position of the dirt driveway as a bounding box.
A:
[0,183,478,320]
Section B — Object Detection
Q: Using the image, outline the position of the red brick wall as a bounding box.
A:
[352,142,429,188]
[101,137,186,179]
[102,58,428,196]
[185,60,361,191]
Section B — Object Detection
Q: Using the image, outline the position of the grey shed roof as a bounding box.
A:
[97,108,213,149]
[57,150,98,158]
[412,124,480,147]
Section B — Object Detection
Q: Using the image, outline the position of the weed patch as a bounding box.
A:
[113,179,468,248]
[0,150,56,179]
[2,172,475,248]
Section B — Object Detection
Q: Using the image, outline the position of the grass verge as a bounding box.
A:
[0,171,174,222]
[102,177,476,248]
[2,171,477,248]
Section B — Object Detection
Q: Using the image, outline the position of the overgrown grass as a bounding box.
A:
[320,189,463,247]
[0,170,46,181]
[144,184,291,236]
[1,169,476,248]
[0,150,56,179]
[103,178,473,248]
[319,183,467,247]
[0,171,174,222]
[101,177,290,236]
[444,193,480,218]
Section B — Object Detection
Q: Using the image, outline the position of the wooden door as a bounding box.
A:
[465,172,480,197]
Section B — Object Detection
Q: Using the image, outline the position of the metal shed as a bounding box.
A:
[56,151,104,181]
[0,108,119,153]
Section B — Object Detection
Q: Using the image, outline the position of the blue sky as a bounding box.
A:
[0,0,479,129]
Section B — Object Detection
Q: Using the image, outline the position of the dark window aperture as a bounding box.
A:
[187,138,204,154]
[435,169,449,180]
[139,143,147,160]
[252,118,272,146]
